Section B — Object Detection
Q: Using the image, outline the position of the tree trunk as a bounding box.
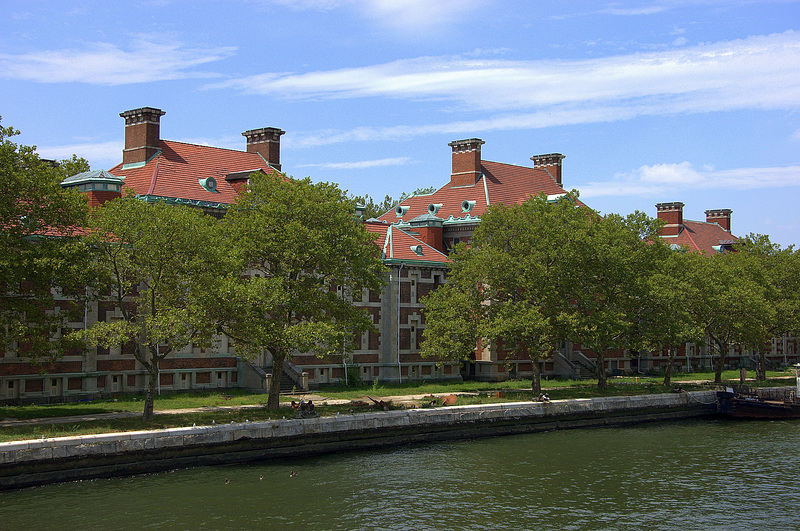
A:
[597,351,607,390]
[267,352,285,411]
[530,354,541,395]
[143,362,157,421]
[757,348,767,382]
[663,346,675,387]
[713,341,725,384]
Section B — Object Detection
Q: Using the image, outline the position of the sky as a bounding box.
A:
[2,0,799,247]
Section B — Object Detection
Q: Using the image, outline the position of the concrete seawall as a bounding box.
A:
[0,391,718,490]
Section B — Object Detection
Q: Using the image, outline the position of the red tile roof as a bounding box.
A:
[377,160,568,224]
[365,221,450,265]
[661,219,739,254]
[109,140,276,206]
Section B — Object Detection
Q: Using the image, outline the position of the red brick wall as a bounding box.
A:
[400,281,411,303]
[1,361,82,375]
[417,282,435,301]
[97,375,106,388]
[451,148,482,187]
[369,330,380,350]
[160,357,237,369]
[160,373,173,385]
[25,379,43,392]
[87,190,121,207]
[196,372,211,384]
[97,359,136,371]
[68,377,82,390]
[400,329,410,350]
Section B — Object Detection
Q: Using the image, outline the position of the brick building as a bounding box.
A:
[0,107,458,401]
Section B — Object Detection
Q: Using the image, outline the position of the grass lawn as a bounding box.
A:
[0,370,794,443]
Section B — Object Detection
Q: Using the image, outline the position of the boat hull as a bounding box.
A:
[717,391,800,419]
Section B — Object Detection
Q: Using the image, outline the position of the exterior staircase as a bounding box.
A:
[264,359,306,393]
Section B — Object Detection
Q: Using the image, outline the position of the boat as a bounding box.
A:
[717,387,800,419]
[717,363,800,419]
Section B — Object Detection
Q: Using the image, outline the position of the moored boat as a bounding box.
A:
[717,389,800,419]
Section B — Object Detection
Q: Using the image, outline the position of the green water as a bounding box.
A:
[2,419,799,530]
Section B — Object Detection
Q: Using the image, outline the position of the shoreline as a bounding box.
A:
[0,391,718,490]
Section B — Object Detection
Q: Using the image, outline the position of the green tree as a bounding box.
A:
[683,250,768,384]
[351,186,438,219]
[422,193,585,394]
[736,234,798,380]
[634,247,704,386]
[1,119,92,361]
[217,173,387,410]
[561,211,662,390]
[79,196,229,420]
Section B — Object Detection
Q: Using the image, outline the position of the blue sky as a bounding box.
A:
[2,0,799,246]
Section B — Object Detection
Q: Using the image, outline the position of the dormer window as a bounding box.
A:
[199,177,218,192]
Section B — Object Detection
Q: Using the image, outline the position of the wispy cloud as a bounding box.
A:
[298,156,410,170]
[212,31,799,113]
[579,162,800,198]
[229,31,800,148]
[0,36,235,85]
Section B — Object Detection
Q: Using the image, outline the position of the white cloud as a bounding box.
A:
[298,156,410,170]
[0,36,235,85]
[212,31,800,115]
[357,0,487,32]
[599,6,668,16]
[36,141,121,167]
[579,162,800,198]
[266,0,486,31]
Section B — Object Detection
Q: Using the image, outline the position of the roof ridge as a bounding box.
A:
[161,139,258,155]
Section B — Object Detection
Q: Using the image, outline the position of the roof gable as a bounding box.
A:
[377,160,568,225]
[662,219,739,254]
[109,140,276,207]
[365,221,450,265]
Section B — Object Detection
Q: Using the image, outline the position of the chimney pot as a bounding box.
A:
[448,138,484,187]
[242,127,285,170]
[705,208,732,232]
[656,202,685,236]
[531,153,565,185]
[120,107,165,167]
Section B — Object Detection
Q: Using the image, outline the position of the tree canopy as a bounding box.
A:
[216,172,387,410]
[423,193,594,393]
[79,196,230,420]
[422,192,671,391]
[351,186,438,220]
[1,119,92,361]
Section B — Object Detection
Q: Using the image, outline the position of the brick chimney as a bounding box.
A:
[705,209,732,232]
[448,138,485,187]
[531,153,565,185]
[242,127,285,170]
[120,107,165,167]
[656,202,684,236]
[408,214,445,254]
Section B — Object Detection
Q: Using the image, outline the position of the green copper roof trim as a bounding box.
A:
[382,258,450,267]
[61,169,125,186]
[136,194,229,210]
